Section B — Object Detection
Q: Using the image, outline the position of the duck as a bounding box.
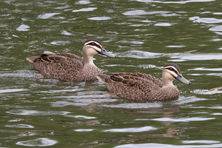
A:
[98,63,190,102]
[26,40,112,82]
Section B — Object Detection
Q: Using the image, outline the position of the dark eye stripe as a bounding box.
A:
[166,67,179,75]
[86,42,102,49]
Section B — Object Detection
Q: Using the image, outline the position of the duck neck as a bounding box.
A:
[162,79,174,86]
[162,71,174,86]
[83,54,95,66]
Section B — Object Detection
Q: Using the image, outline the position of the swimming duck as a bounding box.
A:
[98,63,190,102]
[26,40,112,82]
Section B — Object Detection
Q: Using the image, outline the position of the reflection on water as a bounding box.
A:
[133,0,215,4]
[1,0,222,147]
[37,13,60,19]
[16,138,57,147]
[115,143,222,148]
[137,117,215,122]
[103,126,157,133]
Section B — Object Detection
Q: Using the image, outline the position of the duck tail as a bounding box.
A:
[43,51,55,55]
[97,74,111,83]
[26,51,55,64]
[26,56,39,64]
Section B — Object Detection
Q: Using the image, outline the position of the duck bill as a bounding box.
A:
[99,48,114,57]
[176,75,191,84]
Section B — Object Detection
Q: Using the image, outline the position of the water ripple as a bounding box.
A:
[103,126,157,133]
[175,96,207,105]
[115,142,222,148]
[136,0,215,4]
[7,109,69,116]
[138,117,215,122]
[169,53,222,61]
[182,140,220,144]
[102,103,162,109]
[191,68,222,71]
[193,87,222,95]
[76,0,91,5]
[16,24,30,32]
[5,124,34,129]
[154,22,172,27]
[209,25,222,35]
[52,98,117,107]
[61,30,72,36]
[117,50,162,59]
[37,13,60,19]
[0,88,27,94]
[123,10,175,16]
[41,87,84,94]
[65,115,96,120]
[190,16,222,24]
[123,10,147,16]
[16,138,57,147]
[88,16,111,21]
[0,70,36,78]
[74,129,94,132]
[166,45,186,48]
[50,40,71,46]
[73,7,97,12]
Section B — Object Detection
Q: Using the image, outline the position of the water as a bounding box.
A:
[0,0,222,147]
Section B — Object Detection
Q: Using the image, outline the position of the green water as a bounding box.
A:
[1,0,222,147]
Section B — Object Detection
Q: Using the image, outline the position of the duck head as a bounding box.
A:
[162,63,190,85]
[83,40,112,58]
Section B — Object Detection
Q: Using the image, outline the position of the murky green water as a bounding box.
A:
[1,0,222,147]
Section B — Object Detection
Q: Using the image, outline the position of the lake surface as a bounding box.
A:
[1,0,222,147]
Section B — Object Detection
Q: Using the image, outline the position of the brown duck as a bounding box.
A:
[26,40,112,82]
[98,63,190,102]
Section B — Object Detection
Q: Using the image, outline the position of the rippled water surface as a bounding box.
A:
[1,0,222,147]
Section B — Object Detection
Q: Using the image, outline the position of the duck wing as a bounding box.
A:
[109,72,162,86]
[27,52,83,81]
[102,72,162,101]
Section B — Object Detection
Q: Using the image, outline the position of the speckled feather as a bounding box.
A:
[28,53,103,82]
[99,72,180,102]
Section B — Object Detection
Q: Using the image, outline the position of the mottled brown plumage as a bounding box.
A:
[98,64,190,102]
[27,40,111,82]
